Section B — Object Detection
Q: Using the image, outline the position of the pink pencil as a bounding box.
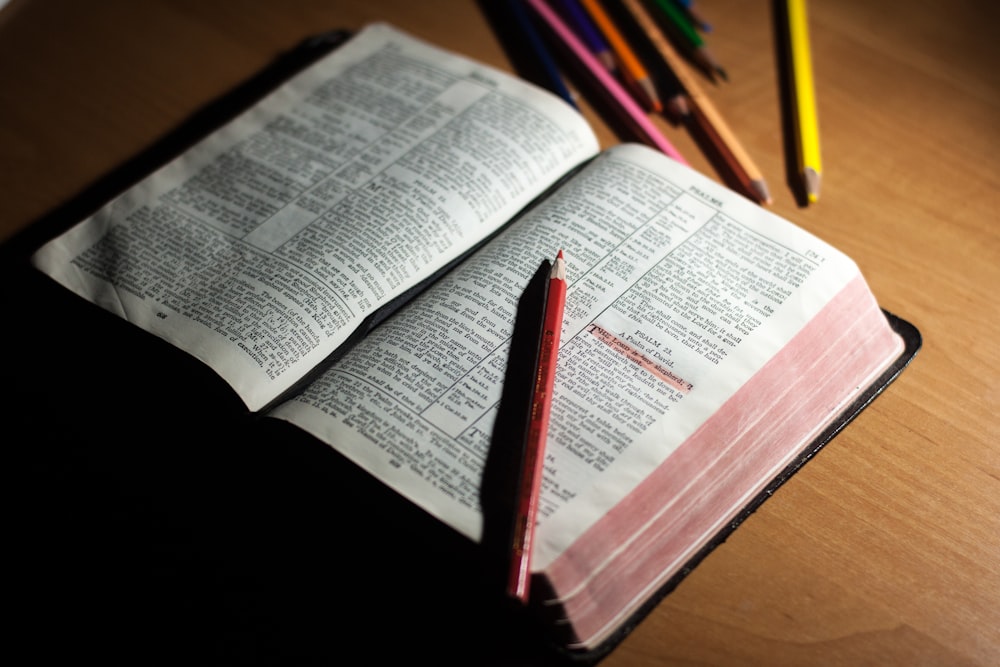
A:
[525,0,687,164]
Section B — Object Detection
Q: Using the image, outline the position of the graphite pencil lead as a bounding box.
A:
[695,46,726,82]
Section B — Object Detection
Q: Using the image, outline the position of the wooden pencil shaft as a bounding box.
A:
[787,0,821,199]
[646,0,726,80]
[649,0,703,47]
[558,0,612,56]
[526,0,687,162]
[621,0,769,201]
[503,0,577,108]
[579,0,662,110]
[602,0,688,115]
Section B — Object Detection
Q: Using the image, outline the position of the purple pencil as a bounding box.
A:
[557,0,618,72]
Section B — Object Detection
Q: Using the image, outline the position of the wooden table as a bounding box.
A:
[2,1,997,665]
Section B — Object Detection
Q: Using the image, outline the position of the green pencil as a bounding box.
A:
[648,0,726,81]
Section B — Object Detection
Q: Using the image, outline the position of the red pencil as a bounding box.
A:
[508,249,568,603]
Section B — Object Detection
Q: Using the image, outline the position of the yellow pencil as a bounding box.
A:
[579,0,663,113]
[787,0,821,202]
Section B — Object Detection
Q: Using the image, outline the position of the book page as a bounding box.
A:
[30,23,599,411]
[270,144,868,561]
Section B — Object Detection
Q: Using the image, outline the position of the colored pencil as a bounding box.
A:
[558,0,617,72]
[507,250,567,603]
[501,0,578,108]
[620,0,771,204]
[578,0,663,112]
[600,0,690,120]
[786,0,821,202]
[648,0,727,81]
[526,0,687,163]
[671,0,712,33]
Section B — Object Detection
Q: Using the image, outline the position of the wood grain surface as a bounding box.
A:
[1,1,996,665]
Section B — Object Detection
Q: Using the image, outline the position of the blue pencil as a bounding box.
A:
[504,0,578,108]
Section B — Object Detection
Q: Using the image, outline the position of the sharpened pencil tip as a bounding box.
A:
[804,168,821,203]
[695,46,726,83]
[552,249,567,279]
[636,77,663,113]
[751,179,772,205]
[666,94,692,120]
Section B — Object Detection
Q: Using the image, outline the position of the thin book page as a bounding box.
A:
[271,143,879,561]
[30,23,599,411]
[546,271,905,649]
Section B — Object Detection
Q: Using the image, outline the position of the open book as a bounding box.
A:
[30,23,919,658]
